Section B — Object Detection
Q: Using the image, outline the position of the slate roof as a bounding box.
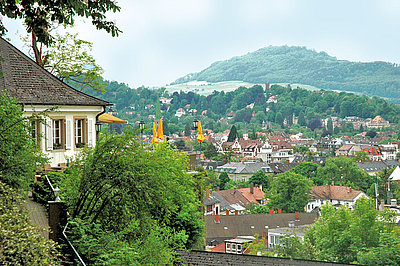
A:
[206,213,318,240]
[268,162,298,174]
[215,162,271,174]
[357,160,400,173]
[0,37,109,106]
[310,185,364,201]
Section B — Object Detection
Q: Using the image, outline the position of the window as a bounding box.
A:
[30,120,41,145]
[74,118,87,148]
[232,244,236,252]
[237,244,242,253]
[53,119,64,149]
[226,243,231,252]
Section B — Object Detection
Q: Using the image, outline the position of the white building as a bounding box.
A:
[306,185,368,213]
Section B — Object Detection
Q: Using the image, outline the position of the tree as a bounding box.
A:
[0,181,61,264]
[290,162,321,185]
[305,198,400,264]
[0,0,121,46]
[0,92,46,189]
[184,123,192,136]
[41,33,106,92]
[275,112,284,126]
[353,151,369,162]
[267,172,313,212]
[204,142,218,159]
[249,170,271,191]
[60,132,204,264]
[366,130,377,139]
[308,118,322,131]
[326,118,333,133]
[219,172,230,190]
[316,157,373,191]
[227,125,239,142]
[298,111,307,126]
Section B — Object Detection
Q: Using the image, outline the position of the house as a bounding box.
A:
[215,162,272,182]
[367,115,390,129]
[0,37,124,168]
[357,160,400,176]
[335,144,356,157]
[205,212,318,247]
[268,224,311,250]
[226,111,235,119]
[266,95,278,103]
[257,141,273,163]
[203,184,265,216]
[224,236,255,254]
[175,108,186,118]
[159,96,172,104]
[306,185,368,213]
[361,146,383,161]
[380,144,397,160]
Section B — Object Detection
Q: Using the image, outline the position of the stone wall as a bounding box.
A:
[177,250,349,266]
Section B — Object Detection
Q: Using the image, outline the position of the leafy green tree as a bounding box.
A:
[249,170,271,191]
[219,172,230,190]
[326,118,333,133]
[0,93,46,189]
[316,157,373,191]
[224,179,249,190]
[267,172,313,212]
[60,132,204,264]
[298,111,307,126]
[227,125,239,142]
[290,162,321,185]
[0,181,61,264]
[366,130,377,139]
[0,0,121,46]
[275,112,284,126]
[204,142,218,159]
[353,151,370,162]
[184,123,192,136]
[305,198,400,264]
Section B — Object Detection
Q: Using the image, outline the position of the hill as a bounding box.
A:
[173,46,400,102]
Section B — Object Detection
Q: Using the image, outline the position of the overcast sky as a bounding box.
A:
[3,0,400,88]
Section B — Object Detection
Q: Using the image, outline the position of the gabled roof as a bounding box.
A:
[361,146,382,156]
[237,187,265,202]
[0,37,108,106]
[310,185,364,201]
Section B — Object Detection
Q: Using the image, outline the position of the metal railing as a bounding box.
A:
[44,175,86,266]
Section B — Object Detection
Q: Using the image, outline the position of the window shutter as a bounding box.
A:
[46,117,53,151]
[66,119,72,150]
[88,118,93,146]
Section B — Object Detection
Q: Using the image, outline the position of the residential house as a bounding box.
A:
[215,162,272,181]
[257,141,273,163]
[361,146,383,161]
[175,108,186,118]
[357,160,400,176]
[335,144,359,157]
[269,140,295,163]
[306,185,368,213]
[0,37,118,167]
[380,144,397,160]
[226,111,235,120]
[266,95,278,103]
[367,115,390,129]
[159,96,172,104]
[268,224,311,250]
[205,213,318,247]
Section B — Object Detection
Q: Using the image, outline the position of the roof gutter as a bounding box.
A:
[96,105,107,122]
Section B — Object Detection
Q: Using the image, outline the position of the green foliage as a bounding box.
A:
[290,162,321,185]
[224,179,250,190]
[0,181,61,264]
[249,170,271,191]
[0,92,46,189]
[47,33,106,93]
[267,171,313,212]
[0,0,121,45]
[174,46,400,103]
[305,198,400,264]
[59,132,204,264]
[352,151,370,163]
[219,172,230,190]
[227,125,238,142]
[203,170,220,190]
[316,157,373,191]
[204,142,218,159]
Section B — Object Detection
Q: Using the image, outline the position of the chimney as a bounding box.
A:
[234,210,239,215]
[215,214,220,223]
[269,209,273,214]
[295,212,299,220]
[226,210,229,215]
[391,199,397,206]
[331,181,334,185]
[250,183,254,194]
[288,221,295,228]
[217,186,220,191]
[278,209,282,214]
[260,184,263,191]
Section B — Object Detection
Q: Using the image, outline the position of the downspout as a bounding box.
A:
[95,105,107,141]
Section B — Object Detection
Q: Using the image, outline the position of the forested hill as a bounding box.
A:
[173,46,400,103]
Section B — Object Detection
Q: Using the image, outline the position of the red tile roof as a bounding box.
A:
[237,187,265,202]
[210,242,225,253]
[361,146,382,156]
[310,185,364,201]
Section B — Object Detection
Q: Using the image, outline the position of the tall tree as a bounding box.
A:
[227,125,239,142]
[0,0,121,46]
[249,170,270,191]
[298,111,307,126]
[204,142,218,159]
[267,171,313,212]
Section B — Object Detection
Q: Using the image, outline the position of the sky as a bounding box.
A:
[3,0,400,88]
